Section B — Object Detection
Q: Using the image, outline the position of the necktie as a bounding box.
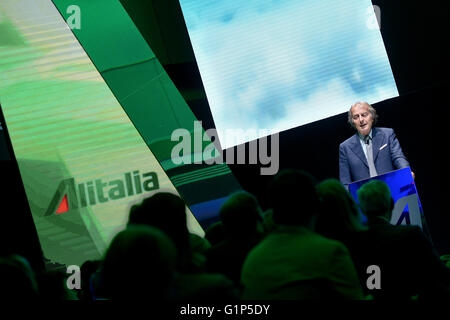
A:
[364,136,377,177]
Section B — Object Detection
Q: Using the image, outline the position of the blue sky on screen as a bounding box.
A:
[179,0,398,148]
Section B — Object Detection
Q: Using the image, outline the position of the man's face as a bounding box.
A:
[351,103,373,136]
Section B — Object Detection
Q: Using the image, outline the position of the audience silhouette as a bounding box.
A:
[315,179,373,294]
[204,220,226,246]
[0,254,39,300]
[128,192,197,273]
[357,180,450,300]
[240,169,364,299]
[98,225,177,301]
[2,170,449,302]
[127,192,238,301]
[205,191,265,285]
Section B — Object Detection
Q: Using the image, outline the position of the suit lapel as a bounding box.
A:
[350,134,368,168]
[372,128,386,163]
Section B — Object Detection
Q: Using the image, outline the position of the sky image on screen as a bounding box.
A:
[179,0,399,148]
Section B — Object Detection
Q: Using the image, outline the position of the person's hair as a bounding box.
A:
[357,180,393,219]
[348,102,378,129]
[268,169,319,226]
[128,192,189,252]
[315,179,366,240]
[128,192,191,271]
[101,225,177,300]
[219,191,262,236]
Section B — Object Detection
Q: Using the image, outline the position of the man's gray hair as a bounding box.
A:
[348,102,378,129]
[357,180,391,218]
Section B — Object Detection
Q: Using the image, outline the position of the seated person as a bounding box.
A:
[241,170,364,300]
[96,225,177,301]
[127,192,239,301]
[128,192,207,273]
[357,180,450,300]
[205,191,265,285]
[315,179,376,295]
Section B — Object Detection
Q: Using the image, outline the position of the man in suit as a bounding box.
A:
[339,102,413,187]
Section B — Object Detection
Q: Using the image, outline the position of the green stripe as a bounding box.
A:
[171,164,230,182]
[170,162,230,180]
[171,168,231,185]
[171,167,230,185]
[173,170,231,187]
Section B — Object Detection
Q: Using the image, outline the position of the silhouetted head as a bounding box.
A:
[316,179,366,239]
[0,254,38,300]
[269,169,319,226]
[128,192,189,255]
[101,225,177,301]
[219,191,262,237]
[204,221,226,246]
[357,180,394,220]
[79,260,101,301]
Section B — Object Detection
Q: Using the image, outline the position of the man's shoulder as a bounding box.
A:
[391,224,425,239]
[301,229,350,254]
[371,220,423,239]
[374,127,394,136]
[340,134,357,148]
[253,227,345,249]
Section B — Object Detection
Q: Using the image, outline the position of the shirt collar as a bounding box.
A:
[358,129,373,142]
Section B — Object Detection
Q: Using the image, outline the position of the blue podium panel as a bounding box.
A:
[349,167,425,228]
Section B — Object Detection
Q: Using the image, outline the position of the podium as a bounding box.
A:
[348,167,428,231]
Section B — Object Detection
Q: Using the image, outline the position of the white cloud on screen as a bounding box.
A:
[180,0,398,148]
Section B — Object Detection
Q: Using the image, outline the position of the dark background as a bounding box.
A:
[1,0,449,269]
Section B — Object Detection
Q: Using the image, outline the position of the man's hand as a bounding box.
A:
[411,171,415,180]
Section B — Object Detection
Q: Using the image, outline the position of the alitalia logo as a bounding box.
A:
[45,170,159,216]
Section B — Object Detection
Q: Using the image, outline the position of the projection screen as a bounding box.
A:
[179,0,399,148]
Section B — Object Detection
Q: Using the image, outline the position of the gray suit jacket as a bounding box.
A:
[339,127,410,186]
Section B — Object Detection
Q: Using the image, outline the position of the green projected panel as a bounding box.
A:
[0,0,223,266]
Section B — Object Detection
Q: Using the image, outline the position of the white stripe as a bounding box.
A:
[379,144,387,150]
